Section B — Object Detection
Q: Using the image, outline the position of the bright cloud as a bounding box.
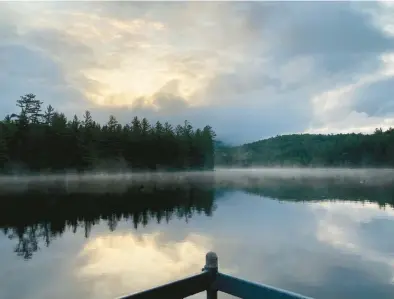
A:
[1,1,394,143]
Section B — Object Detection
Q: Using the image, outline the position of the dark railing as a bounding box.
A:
[118,252,313,299]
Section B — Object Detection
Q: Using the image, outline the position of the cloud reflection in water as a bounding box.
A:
[76,232,210,299]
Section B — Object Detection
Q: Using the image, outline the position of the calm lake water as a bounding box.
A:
[1,169,394,299]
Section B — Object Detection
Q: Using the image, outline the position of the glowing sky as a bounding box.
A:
[1,1,394,143]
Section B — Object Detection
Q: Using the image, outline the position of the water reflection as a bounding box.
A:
[311,201,394,283]
[1,176,394,299]
[241,176,394,207]
[201,192,394,299]
[1,183,216,259]
[77,233,210,298]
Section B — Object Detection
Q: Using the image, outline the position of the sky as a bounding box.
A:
[1,1,394,144]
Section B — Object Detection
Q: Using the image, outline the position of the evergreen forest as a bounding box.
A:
[215,129,394,167]
[0,94,216,173]
[2,94,394,173]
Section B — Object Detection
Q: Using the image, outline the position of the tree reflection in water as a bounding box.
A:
[2,174,394,260]
[0,180,216,260]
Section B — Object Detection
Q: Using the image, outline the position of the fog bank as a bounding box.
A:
[0,168,393,195]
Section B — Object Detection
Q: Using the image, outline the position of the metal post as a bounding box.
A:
[204,252,218,299]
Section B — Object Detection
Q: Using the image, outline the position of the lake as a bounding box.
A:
[1,169,394,299]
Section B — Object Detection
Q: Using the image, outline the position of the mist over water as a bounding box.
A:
[1,167,394,194]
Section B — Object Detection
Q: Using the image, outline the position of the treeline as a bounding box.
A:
[1,184,216,259]
[215,129,394,167]
[239,177,394,208]
[0,94,216,173]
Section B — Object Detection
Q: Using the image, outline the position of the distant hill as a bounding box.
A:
[215,128,394,167]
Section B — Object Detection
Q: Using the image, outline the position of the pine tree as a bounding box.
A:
[43,105,55,125]
[16,94,43,124]
[0,93,217,172]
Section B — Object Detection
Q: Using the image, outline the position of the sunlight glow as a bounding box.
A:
[10,5,230,109]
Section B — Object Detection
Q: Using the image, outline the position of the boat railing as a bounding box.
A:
[118,252,313,299]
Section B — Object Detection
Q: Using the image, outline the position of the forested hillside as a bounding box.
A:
[215,129,394,167]
[0,94,216,173]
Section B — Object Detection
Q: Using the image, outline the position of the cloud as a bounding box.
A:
[0,43,85,116]
[0,1,394,142]
[353,77,394,117]
[261,2,394,68]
